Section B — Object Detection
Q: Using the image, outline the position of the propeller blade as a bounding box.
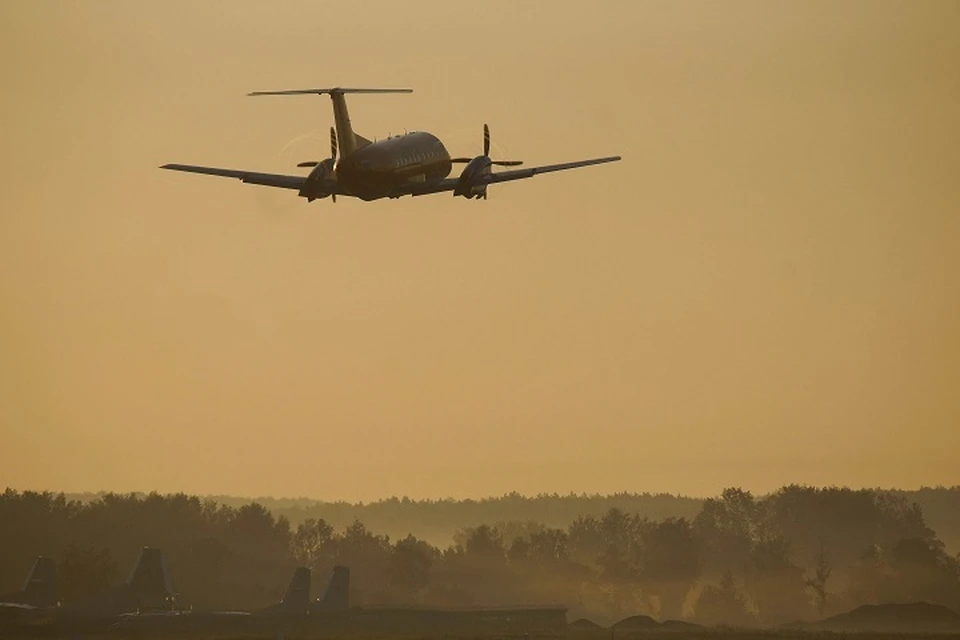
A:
[297,161,320,167]
[491,160,523,167]
[450,157,473,163]
[330,126,338,160]
[483,123,490,156]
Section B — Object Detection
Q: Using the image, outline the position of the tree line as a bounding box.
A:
[58,488,960,554]
[2,486,959,626]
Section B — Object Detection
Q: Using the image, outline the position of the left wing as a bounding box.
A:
[406,155,622,197]
[159,164,307,191]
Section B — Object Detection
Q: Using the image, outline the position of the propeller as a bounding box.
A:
[450,124,522,167]
[297,127,338,202]
[297,127,338,167]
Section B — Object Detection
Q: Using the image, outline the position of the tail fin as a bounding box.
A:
[125,548,173,610]
[281,567,311,611]
[21,556,57,607]
[248,87,412,158]
[320,566,350,610]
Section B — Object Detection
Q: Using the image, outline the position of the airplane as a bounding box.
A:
[160,87,621,202]
[0,556,57,608]
[112,565,350,634]
[2,549,173,631]
[306,566,565,635]
[56,547,174,627]
[310,564,350,612]
[0,557,58,628]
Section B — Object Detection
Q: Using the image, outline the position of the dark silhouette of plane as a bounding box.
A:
[113,565,350,633]
[311,564,350,612]
[0,557,58,627]
[161,88,621,202]
[0,556,57,609]
[260,565,312,616]
[58,547,174,623]
[305,566,565,634]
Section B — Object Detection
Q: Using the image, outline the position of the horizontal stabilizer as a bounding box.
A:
[248,87,412,96]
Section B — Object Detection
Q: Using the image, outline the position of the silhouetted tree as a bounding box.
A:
[695,571,755,627]
[59,544,117,602]
[805,544,831,618]
[694,488,758,583]
[292,518,334,568]
[387,535,435,601]
[745,537,811,623]
[638,517,702,619]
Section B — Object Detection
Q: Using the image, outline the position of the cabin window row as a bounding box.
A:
[396,149,443,168]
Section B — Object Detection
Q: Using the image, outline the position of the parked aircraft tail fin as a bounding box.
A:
[21,556,57,607]
[126,548,173,609]
[281,567,311,611]
[320,565,350,610]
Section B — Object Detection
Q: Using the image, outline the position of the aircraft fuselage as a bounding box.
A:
[336,132,452,200]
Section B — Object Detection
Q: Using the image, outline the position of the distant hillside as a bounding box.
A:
[62,486,960,549]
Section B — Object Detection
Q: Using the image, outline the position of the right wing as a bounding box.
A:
[159,164,307,191]
[484,156,622,185]
[404,155,622,197]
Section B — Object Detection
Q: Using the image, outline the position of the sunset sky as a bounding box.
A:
[1,1,957,501]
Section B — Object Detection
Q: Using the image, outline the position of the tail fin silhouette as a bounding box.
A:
[20,556,57,607]
[281,567,311,611]
[125,548,173,610]
[320,566,349,610]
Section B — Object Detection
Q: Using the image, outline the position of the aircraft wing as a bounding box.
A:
[407,155,621,197]
[160,164,307,191]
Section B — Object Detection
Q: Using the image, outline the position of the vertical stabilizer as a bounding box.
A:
[281,567,311,612]
[246,87,412,157]
[21,556,57,607]
[126,548,173,610]
[329,92,362,157]
[320,565,350,610]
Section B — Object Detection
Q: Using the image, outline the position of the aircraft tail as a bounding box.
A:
[281,566,311,611]
[125,547,174,610]
[248,87,412,158]
[319,565,350,610]
[20,556,57,607]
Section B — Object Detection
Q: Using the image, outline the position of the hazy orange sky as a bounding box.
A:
[1,2,958,501]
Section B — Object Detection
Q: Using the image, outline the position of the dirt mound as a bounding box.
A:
[611,614,659,630]
[815,602,960,633]
[569,617,604,630]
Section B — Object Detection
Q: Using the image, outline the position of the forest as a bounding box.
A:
[2,486,959,627]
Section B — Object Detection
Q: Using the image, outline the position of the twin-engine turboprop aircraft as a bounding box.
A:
[160,87,621,202]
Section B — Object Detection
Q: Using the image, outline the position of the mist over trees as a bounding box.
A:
[3,486,959,626]
[63,491,706,548]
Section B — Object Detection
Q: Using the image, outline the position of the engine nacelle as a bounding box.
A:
[298,159,337,202]
[453,155,492,199]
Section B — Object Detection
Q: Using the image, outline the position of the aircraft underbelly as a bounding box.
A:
[338,161,451,199]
